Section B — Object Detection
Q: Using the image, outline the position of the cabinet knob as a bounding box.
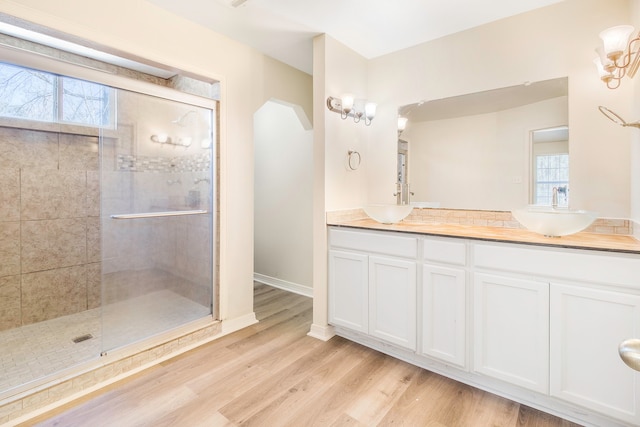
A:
[619,338,640,371]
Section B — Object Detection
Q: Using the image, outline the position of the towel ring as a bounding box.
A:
[347,150,361,170]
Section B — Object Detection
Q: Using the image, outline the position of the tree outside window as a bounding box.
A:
[0,62,113,127]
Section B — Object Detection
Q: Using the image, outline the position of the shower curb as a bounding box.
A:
[0,320,223,426]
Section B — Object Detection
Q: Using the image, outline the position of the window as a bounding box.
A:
[0,62,114,128]
[534,153,569,207]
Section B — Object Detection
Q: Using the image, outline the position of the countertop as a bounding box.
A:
[327,218,640,254]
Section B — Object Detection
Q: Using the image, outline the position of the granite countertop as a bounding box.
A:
[328,218,640,254]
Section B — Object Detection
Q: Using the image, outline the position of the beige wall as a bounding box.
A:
[322,36,372,211]
[0,0,312,323]
[254,100,313,293]
[368,0,634,218]
[310,34,372,338]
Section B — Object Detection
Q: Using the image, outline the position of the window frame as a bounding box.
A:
[0,44,216,118]
[0,62,117,129]
[533,152,569,207]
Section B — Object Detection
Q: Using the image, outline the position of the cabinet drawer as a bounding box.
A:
[329,228,418,259]
[474,242,640,289]
[423,237,466,266]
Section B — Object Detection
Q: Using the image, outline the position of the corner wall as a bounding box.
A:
[254,100,313,296]
[310,34,372,339]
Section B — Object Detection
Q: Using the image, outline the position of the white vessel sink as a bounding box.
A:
[364,204,413,224]
[511,206,598,237]
[411,201,441,208]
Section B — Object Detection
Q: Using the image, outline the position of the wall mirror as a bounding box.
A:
[397,77,568,211]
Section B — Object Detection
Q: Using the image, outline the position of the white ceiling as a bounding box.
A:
[148,0,563,74]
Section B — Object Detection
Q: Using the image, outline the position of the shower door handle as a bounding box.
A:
[110,210,208,219]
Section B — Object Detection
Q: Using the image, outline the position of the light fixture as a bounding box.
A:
[150,134,193,148]
[594,25,640,89]
[397,117,408,135]
[151,134,169,143]
[326,94,377,126]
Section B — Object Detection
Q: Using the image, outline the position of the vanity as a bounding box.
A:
[327,219,640,427]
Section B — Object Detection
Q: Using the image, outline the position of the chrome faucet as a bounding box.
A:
[552,187,558,209]
[393,183,414,205]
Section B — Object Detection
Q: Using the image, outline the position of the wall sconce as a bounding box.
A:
[150,134,193,148]
[594,25,640,89]
[327,94,377,125]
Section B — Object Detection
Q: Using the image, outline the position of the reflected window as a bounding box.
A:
[534,153,569,207]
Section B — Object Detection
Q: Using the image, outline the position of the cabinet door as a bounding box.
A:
[473,273,549,393]
[369,256,417,350]
[421,265,466,368]
[550,284,640,425]
[328,250,368,333]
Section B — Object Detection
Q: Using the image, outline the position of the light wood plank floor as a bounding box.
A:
[25,283,582,427]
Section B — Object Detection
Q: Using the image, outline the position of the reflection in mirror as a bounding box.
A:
[530,126,569,207]
[395,139,410,204]
[398,77,568,211]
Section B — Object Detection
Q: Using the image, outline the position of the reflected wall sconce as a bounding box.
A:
[594,25,640,89]
[326,94,377,125]
[397,117,408,135]
[150,134,193,148]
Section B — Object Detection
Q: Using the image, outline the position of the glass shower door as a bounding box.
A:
[100,88,214,352]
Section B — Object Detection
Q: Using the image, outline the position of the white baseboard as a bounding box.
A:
[307,323,335,341]
[221,312,258,335]
[253,273,313,298]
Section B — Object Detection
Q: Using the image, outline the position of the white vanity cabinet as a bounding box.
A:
[475,242,640,425]
[550,284,640,425]
[420,238,467,368]
[368,256,417,349]
[328,226,640,426]
[473,273,549,393]
[328,228,418,350]
[328,250,368,333]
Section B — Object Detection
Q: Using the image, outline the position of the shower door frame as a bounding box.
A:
[0,43,219,402]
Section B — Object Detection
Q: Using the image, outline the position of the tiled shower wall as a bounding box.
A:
[0,126,101,331]
[0,122,214,332]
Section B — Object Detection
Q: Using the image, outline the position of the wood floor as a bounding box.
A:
[25,283,581,427]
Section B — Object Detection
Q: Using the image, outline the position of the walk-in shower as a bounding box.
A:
[0,46,217,397]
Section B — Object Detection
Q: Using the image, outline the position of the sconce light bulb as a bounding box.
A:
[398,117,408,131]
[365,102,377,120]
[600,25,635,62]
[157,134,168,143]
[341,93,354,114]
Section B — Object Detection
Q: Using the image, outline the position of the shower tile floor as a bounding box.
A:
[0,290,209,394]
